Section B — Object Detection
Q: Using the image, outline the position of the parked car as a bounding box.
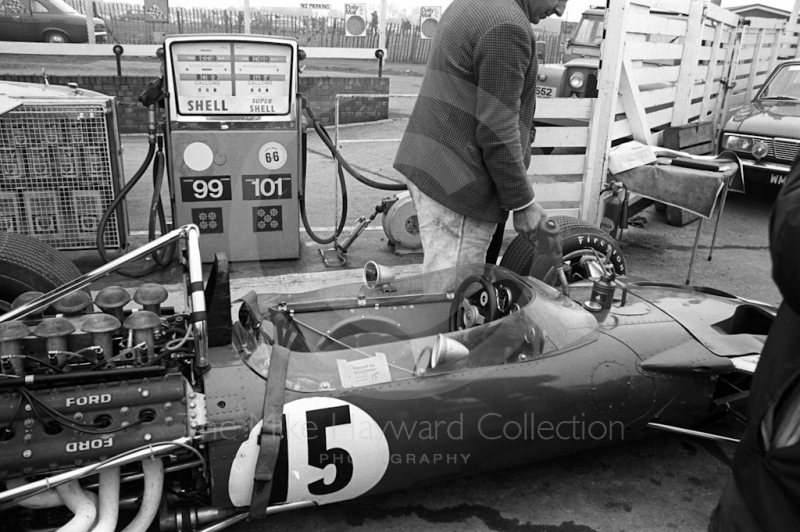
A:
[535,8,683,100]
[535,8,603,99]
[0,0,107,43]
[718,60,800,187]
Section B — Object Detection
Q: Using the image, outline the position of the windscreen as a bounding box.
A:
[570,16,604,46]
[232,264,599,393]
[760,64,800,101]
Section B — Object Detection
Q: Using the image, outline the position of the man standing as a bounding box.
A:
[708,155,800,531]
[394,0,567,273]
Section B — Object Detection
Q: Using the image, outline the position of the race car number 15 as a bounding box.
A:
[228,397,390,508]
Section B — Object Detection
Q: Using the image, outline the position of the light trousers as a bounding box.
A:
[407,181,497,275]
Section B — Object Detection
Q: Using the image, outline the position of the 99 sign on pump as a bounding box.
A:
[164,34,301,261]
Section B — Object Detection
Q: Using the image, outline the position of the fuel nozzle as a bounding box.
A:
[337,202,385,254]
[536,218,569,298]
[321,202,387,267]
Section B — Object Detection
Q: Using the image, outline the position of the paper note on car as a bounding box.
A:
[337,353,392,388]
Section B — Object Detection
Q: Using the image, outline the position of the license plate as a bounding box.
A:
[769,173,787,186]
[535,86,554,98]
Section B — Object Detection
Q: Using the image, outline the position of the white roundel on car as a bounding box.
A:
[228,397,389,508]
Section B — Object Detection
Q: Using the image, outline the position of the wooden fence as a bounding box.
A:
[718,15,791,128]
[65,0,567,64]
[526,0,800,225]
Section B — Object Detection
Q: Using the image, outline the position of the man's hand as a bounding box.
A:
[512,201,547,243]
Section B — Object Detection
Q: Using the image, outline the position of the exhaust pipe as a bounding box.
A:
[90,467,120,532]
[121,459,164,532]
[55,481,97,532]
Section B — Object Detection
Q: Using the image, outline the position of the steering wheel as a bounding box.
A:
[449,274,498,332]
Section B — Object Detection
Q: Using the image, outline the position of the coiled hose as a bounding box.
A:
[299,95,407,245]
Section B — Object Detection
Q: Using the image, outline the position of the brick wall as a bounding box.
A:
[0,75,390,133]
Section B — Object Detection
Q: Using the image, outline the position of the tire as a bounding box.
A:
[500,216,626,282]
[44,31,67,44]
[0,232,82,312]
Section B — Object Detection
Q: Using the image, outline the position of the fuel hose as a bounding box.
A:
[299,95,406,245]
[95,100,175,277]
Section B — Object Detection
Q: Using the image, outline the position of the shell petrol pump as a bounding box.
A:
[163,34,301,262]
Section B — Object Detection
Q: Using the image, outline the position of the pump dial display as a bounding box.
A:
[170,40,293,116]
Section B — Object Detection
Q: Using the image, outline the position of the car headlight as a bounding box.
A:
[721,134,753,152]
[752,140,769,160]
[569,72,585,89]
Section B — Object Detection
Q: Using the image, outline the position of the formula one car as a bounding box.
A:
[0,219,769,532]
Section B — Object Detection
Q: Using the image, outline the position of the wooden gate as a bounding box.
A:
[527,0,800,226]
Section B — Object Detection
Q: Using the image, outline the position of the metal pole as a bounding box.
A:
[648,422,739,443]
[197,502,316,532]
[0,225,200,324]
[334,95,341,240]
[379,0,387,51]
[686,218,703,285]
[113,44,124,76]
[708,175,731,261]
[184,225,209,370]
[83,0,95,44]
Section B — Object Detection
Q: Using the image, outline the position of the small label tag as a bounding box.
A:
[337,353,392,388]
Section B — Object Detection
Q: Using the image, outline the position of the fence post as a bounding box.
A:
[699,11,724,122]
[83,0,95,44]
[670,0,705,126]
[379,0,386,50]
[789,0,800,58]
[243,0,251,34]
[745,27,766,103]
[385,23,392,61]
[713,19,744,139]
[580,0,630,225]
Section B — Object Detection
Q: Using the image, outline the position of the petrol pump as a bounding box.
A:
[163,34,301,262]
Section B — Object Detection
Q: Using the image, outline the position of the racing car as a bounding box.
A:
[0,219,769,532]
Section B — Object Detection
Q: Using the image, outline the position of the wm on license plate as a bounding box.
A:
[535,86,554,98]
[770,173,787,186]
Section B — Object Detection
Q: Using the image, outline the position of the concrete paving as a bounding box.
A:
[51,74,783,532]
